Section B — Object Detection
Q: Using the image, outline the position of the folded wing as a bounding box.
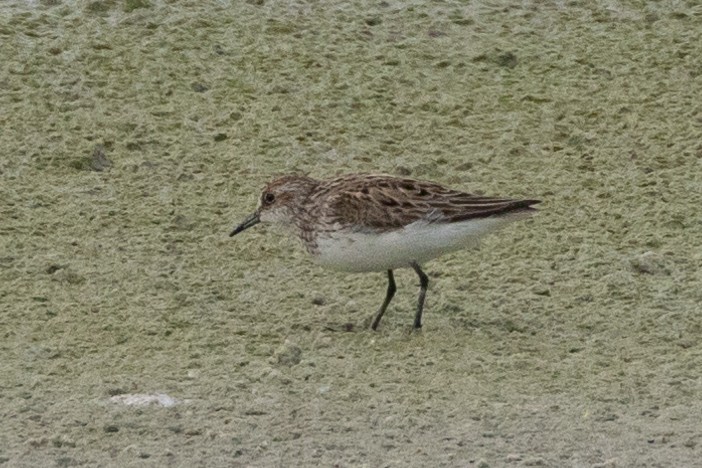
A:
[318,175,540,232]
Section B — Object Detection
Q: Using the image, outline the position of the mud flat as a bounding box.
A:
[1,1,700,466]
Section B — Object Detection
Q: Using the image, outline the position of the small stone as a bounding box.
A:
[109,393,178,407]
[496,51,518,68]
[90,144,112,171]
[629,251,667,275]
[191,82,208,92]
[53,269,85,285]
[311,296,326,306]
[46,264,66,274]
[273,340,302,367]
[592,458,618,468]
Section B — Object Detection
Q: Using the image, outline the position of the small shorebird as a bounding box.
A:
[230,174,540,330]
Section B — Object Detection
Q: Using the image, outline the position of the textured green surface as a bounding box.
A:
[1,1,701,466]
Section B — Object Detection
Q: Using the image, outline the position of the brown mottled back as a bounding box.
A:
[308,174,540,232]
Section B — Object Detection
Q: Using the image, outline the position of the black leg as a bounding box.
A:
[371,270,396,330]
[411,262,429,329]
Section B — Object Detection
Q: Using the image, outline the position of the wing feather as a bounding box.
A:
[313,174,540,232]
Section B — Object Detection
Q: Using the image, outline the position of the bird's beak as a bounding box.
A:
[230,212,260,236]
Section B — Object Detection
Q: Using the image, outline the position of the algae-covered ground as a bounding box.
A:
[1,1,701,466]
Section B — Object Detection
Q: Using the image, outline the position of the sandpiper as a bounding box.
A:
[230,174,540,330]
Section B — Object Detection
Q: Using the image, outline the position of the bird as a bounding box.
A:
[230,173,540,330]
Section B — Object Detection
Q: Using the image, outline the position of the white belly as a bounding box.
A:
[313,215,525,272]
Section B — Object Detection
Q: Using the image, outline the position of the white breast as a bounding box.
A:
[312,214,527,272]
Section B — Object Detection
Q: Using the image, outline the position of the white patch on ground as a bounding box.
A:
[109,393,179,408]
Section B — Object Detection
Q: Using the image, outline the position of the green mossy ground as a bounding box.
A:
[1,1,701,466]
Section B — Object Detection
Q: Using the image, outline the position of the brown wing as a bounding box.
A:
[314,174,540,232]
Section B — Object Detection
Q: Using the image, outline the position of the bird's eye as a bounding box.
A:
[263,192,276,205]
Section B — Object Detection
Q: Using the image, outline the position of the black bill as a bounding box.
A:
[230,212,260,236]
